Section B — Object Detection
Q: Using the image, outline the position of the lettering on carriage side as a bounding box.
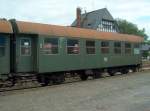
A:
[104,57,108,62]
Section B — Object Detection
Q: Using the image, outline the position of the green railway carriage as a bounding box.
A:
[9,20,143,85]
[0,20,13,80]
[0,20,141,86]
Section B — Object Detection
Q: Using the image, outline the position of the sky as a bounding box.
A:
[0,0,150,38]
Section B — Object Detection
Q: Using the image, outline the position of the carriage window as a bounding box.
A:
[101,41,109,54]
[0,37,5,57]
[114,42,121,54]
[134,43,140,55]
[86,40,95,54]
[125,43,131,54]
[67,39,79,54]
[43,38,58,54]
[21,39,31,56]
[134,44,140,48]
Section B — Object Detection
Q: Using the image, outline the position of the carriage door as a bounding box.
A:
[17,37,35,72]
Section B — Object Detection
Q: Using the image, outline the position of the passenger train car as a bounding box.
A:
[0,19,143,86]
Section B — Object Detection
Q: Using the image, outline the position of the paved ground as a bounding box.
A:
[0,71,150,111]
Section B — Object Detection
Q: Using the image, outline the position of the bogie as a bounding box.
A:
[93,70,102,79]
[108,69,116,76]
[120,69,129,74]
[80,74,88,81]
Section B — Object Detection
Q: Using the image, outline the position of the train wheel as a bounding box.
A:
[37,75,49,86]
[52,74,65,85]
[108,72,115,76]
[41,77,50,86]
[108,70,116,76]
[132,67,138,72]
[80,74,88,81]
[10,76,16,87]
[132,69,136,72]
[93,71,102,79]
[121,69,129,74]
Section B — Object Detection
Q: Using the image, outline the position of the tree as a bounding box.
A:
[116,19,148,40]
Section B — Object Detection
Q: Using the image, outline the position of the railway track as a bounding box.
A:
[0,68,149,93]
[0,76,81,92]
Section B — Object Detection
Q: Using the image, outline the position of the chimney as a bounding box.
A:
[76,7,81,28]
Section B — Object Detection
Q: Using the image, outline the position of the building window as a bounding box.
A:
[125,43,131,54]
[67,39,79,54]
[21,39,31,56]
[43,38,58,55]
[101,41,109,54]
[86,40,95,54]
[114,42,121,54]
[0,37,5,57]
[97,19,117,32]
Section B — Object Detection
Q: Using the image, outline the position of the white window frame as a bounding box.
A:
[20,38,31,56]
[86,40,96,55]
[66,39,80,55]
[125,43,132,55]
[43,38,59,55]
[114,42,121,54]
[101,41,109,54]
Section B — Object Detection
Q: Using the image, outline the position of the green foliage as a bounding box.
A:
[116,19,149,40]
[142,51,149,57]
[144,40,150,45]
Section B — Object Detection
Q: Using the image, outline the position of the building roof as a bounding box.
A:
[16,21,143,43]
[71,8,115,28]
[0,20,13,34]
